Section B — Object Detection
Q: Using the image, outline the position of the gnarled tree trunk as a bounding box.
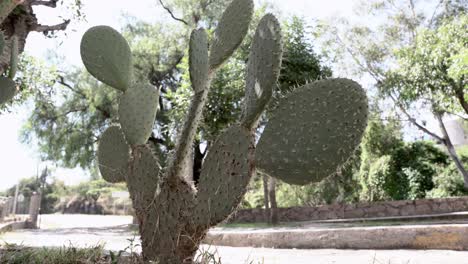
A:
[0,0,70,75]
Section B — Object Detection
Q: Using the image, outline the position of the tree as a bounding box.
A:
[359,117,449,201]
[319,0,468,188]
[0,0,81,107]
[382,14,468,186]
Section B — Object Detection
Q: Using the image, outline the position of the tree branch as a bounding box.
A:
[30,0,58,7]
[428,0,444,27]
[57,76,112,118]
[389,94,444,143]
[157,0,189,26]
[33,19,70,35]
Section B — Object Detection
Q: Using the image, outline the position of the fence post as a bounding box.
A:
[0,201,5,222]
[28,192,41,229]
[12,184,19,216]
[7,197,13,217]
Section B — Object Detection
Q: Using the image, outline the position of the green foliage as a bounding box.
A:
[359,118,449,201]
[71,179,127,202]
[278,16,332,94]
[383,14,468,114]
[428,146,468,198]
[21,68,119,169]
[3,177,67,214]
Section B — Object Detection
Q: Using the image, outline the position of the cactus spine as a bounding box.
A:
[81,0,368,262]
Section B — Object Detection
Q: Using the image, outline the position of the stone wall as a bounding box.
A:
[230,196,468,223]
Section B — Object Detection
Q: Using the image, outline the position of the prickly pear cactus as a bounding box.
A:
[80,0,368,262]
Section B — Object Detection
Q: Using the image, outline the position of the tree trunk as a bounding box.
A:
[454,86,468,116]
[262,173,270,223]
[268,176,278,225]
[435,112,468,189]
[0,1,70,75]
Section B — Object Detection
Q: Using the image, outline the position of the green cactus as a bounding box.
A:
[209,0,253,70]
[97,125,130,183]
[256,78,369,185]
[80,0,368,262]
[80,25,132,91]
[118,83,159,145]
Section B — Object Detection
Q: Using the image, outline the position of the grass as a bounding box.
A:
[0,243,265,264]
[0,243,107,264]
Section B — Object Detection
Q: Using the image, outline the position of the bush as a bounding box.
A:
[359,118,449,201]
[427,146,468,198]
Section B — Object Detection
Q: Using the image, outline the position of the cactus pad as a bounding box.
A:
[209,0,253,70]
[189,28,209,92]
[0,76,16,105]
[118,83,159,145]
[80,26,132,91]
[97,125,130,183]
[256,78,368,185]
[127,145,161,212]
[195,125,254,226]
[241,14,283,128]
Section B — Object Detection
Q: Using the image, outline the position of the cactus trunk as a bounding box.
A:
[132,182,205,263]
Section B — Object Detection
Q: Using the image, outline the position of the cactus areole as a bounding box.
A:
[81,0,369,262]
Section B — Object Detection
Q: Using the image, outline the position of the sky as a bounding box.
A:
[0,0,443,191]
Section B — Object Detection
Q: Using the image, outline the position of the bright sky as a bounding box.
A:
[0,0,434,191]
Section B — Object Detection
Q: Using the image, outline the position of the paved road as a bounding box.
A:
[1,214,468,264]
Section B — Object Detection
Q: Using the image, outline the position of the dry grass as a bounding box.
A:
[0,242,265,264]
